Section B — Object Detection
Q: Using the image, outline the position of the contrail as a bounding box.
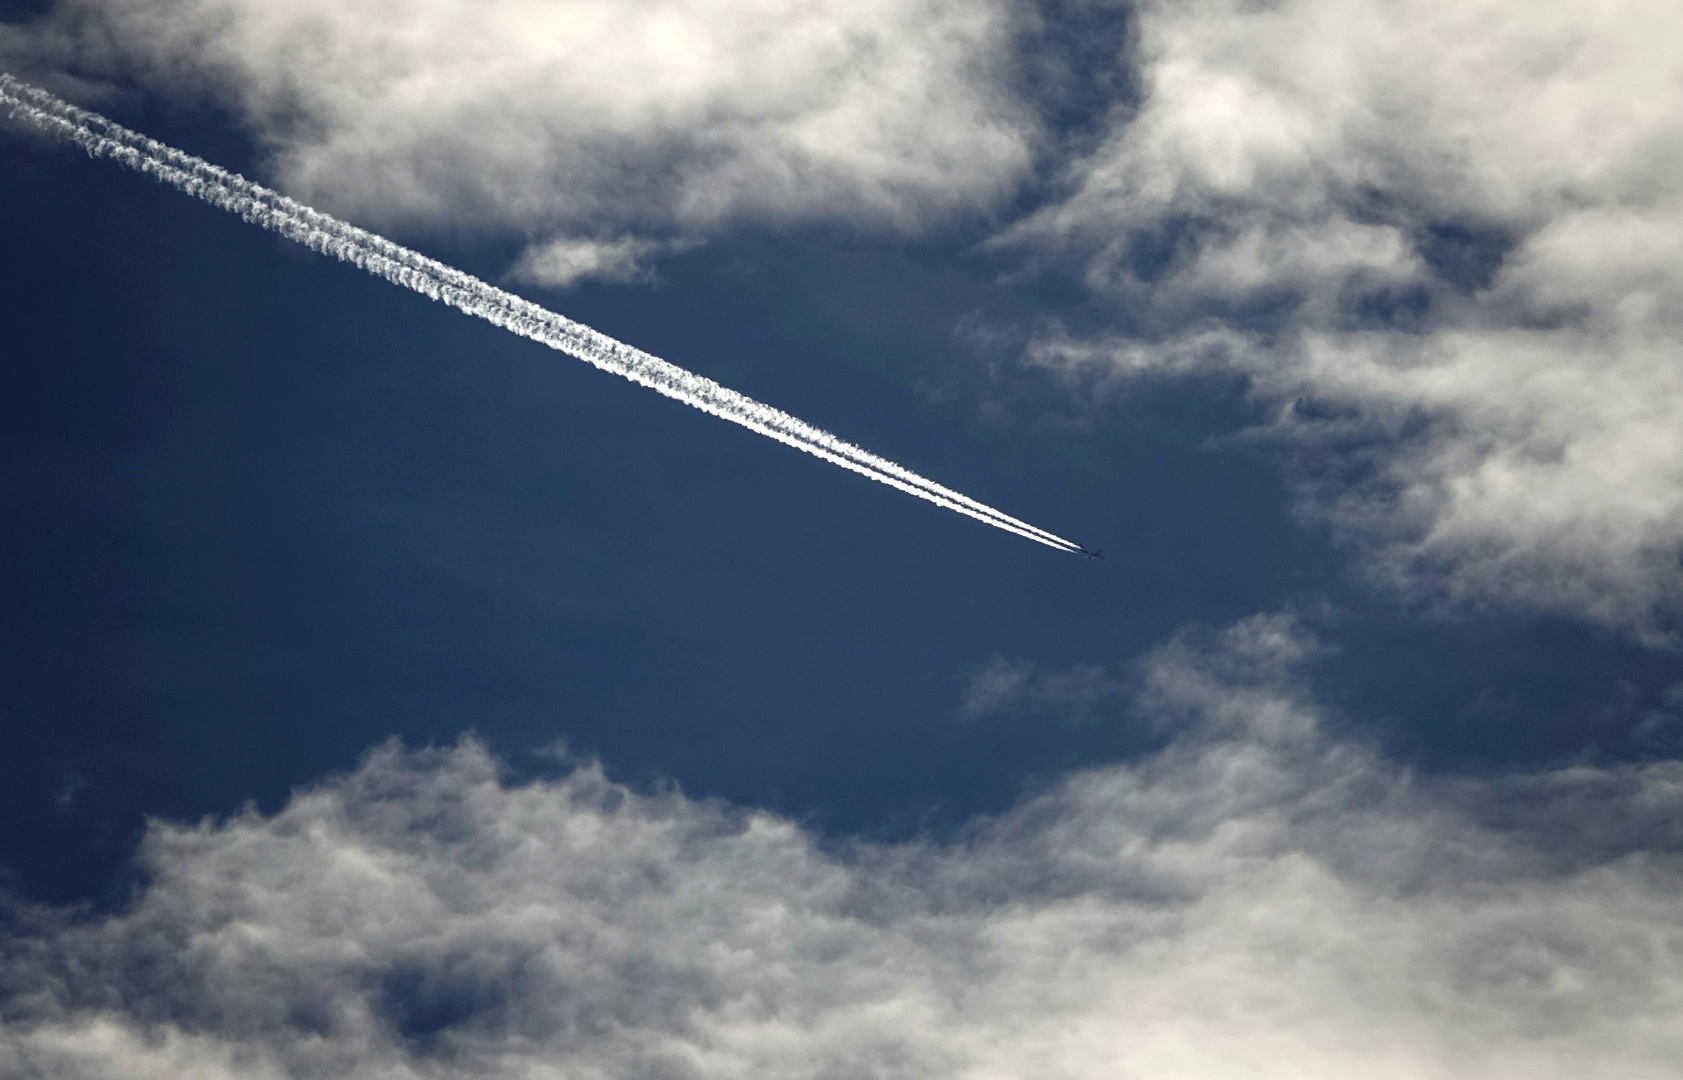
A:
[1,73,1084,554]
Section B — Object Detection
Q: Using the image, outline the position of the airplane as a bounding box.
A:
[1077,546,1104,561]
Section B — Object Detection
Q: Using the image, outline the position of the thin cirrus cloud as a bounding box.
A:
[959,654,1122,722]
[1010,0,1683,633]
[4,614,1683,1079]
[14,0,1036,286]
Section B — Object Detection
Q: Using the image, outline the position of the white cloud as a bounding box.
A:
[1012,0,1683,631]
[507,235,665,289]
[15,0,1681,621]
[6,614,1683,1078]
[28,0,1034,283]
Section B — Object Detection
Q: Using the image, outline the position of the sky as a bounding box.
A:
[2,0,1682,1076]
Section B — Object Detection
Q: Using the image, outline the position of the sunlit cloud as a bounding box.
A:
[6,614,1682,1079]
[16,0,1035,284]
[1011,0,1683,632]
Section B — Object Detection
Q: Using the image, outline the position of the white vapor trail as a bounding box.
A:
[0,74,1083,555]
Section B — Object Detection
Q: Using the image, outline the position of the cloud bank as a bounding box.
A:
[1016,0,1683,631]
[18,0,1033,284]
[6,614,1683,1079]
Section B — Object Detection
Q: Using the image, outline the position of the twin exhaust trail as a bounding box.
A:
[1,73,1087,556]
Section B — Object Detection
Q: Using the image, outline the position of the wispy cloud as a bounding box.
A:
[507,236,666,289]
[959,655,1122,722]
[1008,0,1683,633]
[6,614,1682,1078]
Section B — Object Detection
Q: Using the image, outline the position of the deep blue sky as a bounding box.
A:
[2,86,1678,909]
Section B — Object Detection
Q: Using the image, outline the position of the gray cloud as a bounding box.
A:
[1632,682,1683,756]
[5,613,1683,1078]
[18,0,1035,283]
[958,655,1122,722]
[1010,0,1683,633]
